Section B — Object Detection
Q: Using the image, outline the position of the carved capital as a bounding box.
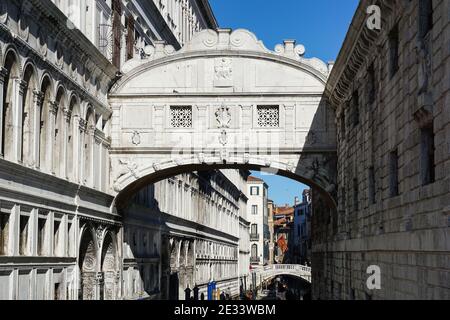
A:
[78,118,87,132]
[0,67,8,83]
[63,107,72,122]
[32,90,44,106]
[49,101,58,115]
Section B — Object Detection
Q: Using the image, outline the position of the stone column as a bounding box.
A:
[78,118,87,184]
[95,272,104,300]
[0,67,8,156]
[12,79,26,162]
[48,101,58,173]
[62,108,71,179]
[94,130,102,190]
[86,125,96,187]
[32,90,43,168]
[8,204,20,256]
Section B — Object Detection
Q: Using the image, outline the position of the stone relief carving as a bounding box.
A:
[131,131,141,146]
[219,130,228,146]
[0,1,8,24]
[214,58,233,87]
[243,153,250,164]
[416,40,431,96]
[114,158,140,182]
[197,153,205,163]
[215,104,231,129]
[96,225,105,248]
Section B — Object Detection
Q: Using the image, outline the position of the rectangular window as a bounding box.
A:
[125,15,135,60]
[340,113,346,139]
[353,178,359,211]
[257,106,279,128]
[352,90,359,126]
[112,0,122,69]
[251,224,257,235]
[368,166,376,204]
[367,63,376,104]
[54,220,61,257]
[420,125,435,185]
[0,212,9,255]
[389,24,400,78]
[19,215,29,256]
[38,217,46,256]
[250,186,259,195]
[419,0,433,39]
[389,150,399,197]
[251,205,258,215]
[170,106,192,128]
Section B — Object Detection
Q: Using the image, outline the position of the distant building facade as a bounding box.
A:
[273,205,294,263]
[127,170,247,300]
[246,176,269,266]
[293,189,311,265]
[267,199,275,265]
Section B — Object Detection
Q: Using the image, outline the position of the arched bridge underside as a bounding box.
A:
[108,29,337,209]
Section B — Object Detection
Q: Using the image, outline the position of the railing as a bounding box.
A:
[250,233,260,241]
[250,256,260,263]
[263,264,311,273]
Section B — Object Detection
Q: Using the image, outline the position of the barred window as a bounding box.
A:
[257,106,279,128]
[170,106,192,128]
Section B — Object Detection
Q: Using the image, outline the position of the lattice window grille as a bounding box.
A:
[170,106,192,128]
[257,106,279,128]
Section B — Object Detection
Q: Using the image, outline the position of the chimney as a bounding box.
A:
[294,197,299,205]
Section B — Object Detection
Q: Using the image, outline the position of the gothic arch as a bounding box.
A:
[78,224,98,300]
[54,85,66,176]
[39,74,53,171]
[100,231,118,300]
[2,48,21,160]
[67,94,79,181]
[21,61,38,166]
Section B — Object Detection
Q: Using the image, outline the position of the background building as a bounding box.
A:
[273,204,294,263]
[267,199,275,265]
[293,189,312,265]
[246,176,269,266]
[125,169,247,300]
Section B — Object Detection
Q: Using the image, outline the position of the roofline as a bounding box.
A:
[198,0,218,29]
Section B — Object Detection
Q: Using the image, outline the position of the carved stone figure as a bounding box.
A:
[215,104,231,128]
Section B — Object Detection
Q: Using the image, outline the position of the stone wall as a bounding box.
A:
[314,0,450,300]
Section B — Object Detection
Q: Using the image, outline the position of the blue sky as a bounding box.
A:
[209,0,359,63]
[209,0,358,205]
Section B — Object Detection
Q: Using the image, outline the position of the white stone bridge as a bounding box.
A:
[253,264,312,286]
[108,28,338,210]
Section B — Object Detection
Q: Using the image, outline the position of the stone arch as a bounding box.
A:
[39,74,53,171]
[100,231,118,300]
[53,85,66,176]
[1,48,21,160]
[21,61,38,166]
[78,224,98,300]
[113,154,337,214]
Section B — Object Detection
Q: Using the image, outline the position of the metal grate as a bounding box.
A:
[170,106,192,128]
[257,105,279,128]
